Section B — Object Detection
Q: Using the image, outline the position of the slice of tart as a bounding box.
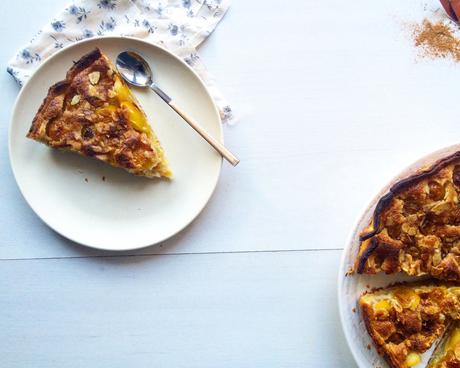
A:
[359,283,460,368]
[428,322,460,368]
[355,152,460,281]
[27,48,172,178]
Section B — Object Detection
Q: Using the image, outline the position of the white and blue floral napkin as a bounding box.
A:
[7,0,233,122]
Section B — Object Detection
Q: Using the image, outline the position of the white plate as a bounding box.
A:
[9,36,223,251]
[338,143,460,368]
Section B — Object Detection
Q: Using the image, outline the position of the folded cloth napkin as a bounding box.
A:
[7,0,233,123]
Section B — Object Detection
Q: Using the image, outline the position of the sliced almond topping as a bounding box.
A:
[88,71,100,85]
[87,84,97,96]
[70,94,81,105]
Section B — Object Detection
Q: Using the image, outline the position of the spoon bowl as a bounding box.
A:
[116,51,153,87]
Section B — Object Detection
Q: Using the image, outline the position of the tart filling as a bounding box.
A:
[360,283,460,368]
[428,323,460,367]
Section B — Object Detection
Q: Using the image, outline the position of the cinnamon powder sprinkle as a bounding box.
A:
[413,20,460,61]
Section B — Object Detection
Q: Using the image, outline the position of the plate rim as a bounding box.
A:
[337,198,375,368]
[8,35,224,251]
[337,142,460,367]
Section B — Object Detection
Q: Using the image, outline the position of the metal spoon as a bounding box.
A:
[116,51,239,166]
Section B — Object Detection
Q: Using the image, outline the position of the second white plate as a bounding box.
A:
[338,143,460,368]
[9,36,223,251]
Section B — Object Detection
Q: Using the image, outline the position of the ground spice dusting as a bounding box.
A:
[414,19,460,61]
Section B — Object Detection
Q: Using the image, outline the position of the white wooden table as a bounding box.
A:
[2,0,458,366]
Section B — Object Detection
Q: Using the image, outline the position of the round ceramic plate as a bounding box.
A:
[338,143,460,368]
[9,36,223,251]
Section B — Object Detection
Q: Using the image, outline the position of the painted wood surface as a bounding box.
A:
[3,0,460,259]
[1,250,355,368]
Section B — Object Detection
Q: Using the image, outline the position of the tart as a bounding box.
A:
[428,322,460,368]
[27,48,172,178]
[359,283,460,368]
[355,152,460,280]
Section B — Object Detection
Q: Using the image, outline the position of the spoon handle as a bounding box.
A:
[150,85,240,167]
[168,101,240,166]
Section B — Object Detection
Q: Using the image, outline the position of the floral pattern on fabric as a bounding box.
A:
[7,0,233,123]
